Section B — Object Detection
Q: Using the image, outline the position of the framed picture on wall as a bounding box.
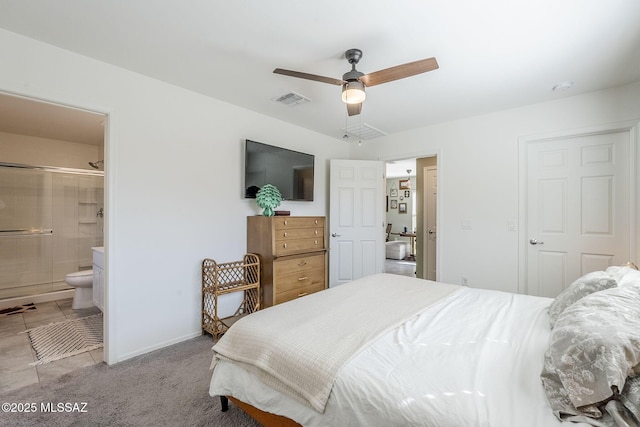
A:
[390,188,398,197]
[399,202,407,213]
[399,179,410,190]
[390,199,398,209]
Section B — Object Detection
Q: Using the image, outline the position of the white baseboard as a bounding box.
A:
[115,330,204,364]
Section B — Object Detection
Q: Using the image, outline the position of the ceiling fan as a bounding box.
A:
[273,49,439,116]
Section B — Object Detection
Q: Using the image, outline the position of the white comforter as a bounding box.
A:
[211,274,458,412]
[210,277,590,427]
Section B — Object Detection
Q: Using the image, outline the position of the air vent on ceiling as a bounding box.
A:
[343,122,387,140]
[272,91,311,107]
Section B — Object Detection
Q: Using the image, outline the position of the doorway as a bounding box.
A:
[385,159,416,277]
[384,155,438,279]
[0,91,109,382]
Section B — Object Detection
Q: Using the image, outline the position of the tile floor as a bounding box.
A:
[0,298,103,393]
[385,258,416,277]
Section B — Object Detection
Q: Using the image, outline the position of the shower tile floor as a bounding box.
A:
[0,298,102,393]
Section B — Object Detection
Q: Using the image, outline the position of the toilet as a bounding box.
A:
[65,270,94,309]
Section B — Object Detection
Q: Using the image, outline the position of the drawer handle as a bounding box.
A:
[314,240,318,245]
[284,220,288,226]
[282,243,287,248]
[297,276,308,281]
[314,230,318,235]
[298,292,308,297]
[283,232,288,237]
[314,219,318,224]
[298,261,307,266]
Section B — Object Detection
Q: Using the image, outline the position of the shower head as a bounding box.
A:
[88,160,104,169]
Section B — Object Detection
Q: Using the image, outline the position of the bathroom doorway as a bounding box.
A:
[0,92,107,384]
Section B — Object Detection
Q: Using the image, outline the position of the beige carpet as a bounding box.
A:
[0,335,259,427]
[25,314,103,365]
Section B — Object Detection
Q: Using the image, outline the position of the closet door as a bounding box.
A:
[525,129,631,297]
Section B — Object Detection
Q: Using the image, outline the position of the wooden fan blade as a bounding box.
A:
[360,57,439,87]
[347,102,362,116]
[273,68,343,86]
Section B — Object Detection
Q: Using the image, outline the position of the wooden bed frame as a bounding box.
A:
[220,395,301,427]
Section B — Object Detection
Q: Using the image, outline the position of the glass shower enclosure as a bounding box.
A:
[0,163,104,300]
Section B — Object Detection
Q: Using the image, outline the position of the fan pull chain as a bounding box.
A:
[342,113,349,141]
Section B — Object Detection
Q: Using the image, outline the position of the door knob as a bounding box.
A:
[529,238,544,245]
[331,233,341,237]
[428,229,435,235]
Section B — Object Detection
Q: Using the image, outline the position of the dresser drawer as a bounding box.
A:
[274,227,324,241]
[274,280,326,305]
[274,253,325,275]
[275,266,325,293]
[273,217,324,230]
[274,238,324,256]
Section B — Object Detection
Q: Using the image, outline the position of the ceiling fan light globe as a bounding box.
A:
[341,81,366,104]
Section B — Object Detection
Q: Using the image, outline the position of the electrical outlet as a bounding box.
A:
[462,275,469,286]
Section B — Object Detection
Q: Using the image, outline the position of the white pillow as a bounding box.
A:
[605,265,640,287]
[543,285,640,409]
[548,271,617,328]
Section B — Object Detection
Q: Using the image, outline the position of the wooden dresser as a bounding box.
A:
[247,216,327,307]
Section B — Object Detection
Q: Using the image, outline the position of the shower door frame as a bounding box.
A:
[0,162,104,300]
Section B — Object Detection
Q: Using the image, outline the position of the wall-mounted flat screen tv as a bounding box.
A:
[244,139,315,201]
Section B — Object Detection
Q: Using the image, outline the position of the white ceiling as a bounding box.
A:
[0,0,639,144]
[0,93,104,145]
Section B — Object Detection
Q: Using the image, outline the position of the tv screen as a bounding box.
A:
[244,140,315,201]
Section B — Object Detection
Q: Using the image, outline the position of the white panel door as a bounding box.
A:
[329,159,384,287]
[526,130,631,297]
[423,166,437,280]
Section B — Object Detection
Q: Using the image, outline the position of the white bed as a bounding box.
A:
[209,272,640,427]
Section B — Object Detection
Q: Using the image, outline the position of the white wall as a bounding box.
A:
[354,82,640,293]
[0,29,349,362]
[385,177,415,237]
